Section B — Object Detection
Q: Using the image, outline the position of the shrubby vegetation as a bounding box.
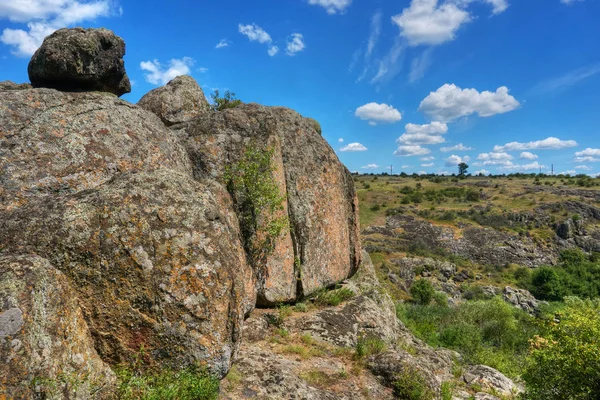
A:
[396,296,537,377]
[210,90,242,111]
[116,365,219,400]
[522,297,600,400]
[516,249,600,301]
[224,145,288,264]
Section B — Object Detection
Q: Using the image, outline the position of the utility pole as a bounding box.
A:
[390,165,393,176]
[551,164,554,176]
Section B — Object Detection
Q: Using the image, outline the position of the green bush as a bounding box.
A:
[526,251,600,301]
[355,336,388,359]
[393,366,434,400]
[411,279,435,305]
[210,90,242,111]
[224,145,288,265]
[522,297,600,399]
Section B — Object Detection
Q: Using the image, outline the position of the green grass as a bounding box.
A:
[116,366,219,400]
[314,287,355,307]
[355,337,388,359]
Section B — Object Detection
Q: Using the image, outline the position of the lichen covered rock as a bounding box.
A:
[178,103,361,303]
[0,254,116,399]
[0,170,255,377]
[0,87,192,211]
[28,28,131,96]
[138,75,210,125]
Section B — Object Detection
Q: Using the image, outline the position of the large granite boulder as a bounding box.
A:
[0,170,255,376]
[0,86,191,211]
[0,254,116,399]
[28,28,131,96]
[138,75,210,125]
[176,103,361,304]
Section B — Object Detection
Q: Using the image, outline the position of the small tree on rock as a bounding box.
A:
[210,90,242,111]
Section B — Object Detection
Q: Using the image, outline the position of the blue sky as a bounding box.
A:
[1,0,599,176]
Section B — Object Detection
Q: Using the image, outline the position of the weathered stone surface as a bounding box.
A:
[0,80,31,90]
[138,75,210,126]
[0,254,116,399]
[0,170,255,377]
[0,87,192,211]
[463,365,519,396]
[502,286,543,315]
[220,345,392,400]
[178,103,361,303]
[365,214,557,268]
[294,252,399,348]
[28,28,131,96]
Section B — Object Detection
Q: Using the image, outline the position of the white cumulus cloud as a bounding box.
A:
[268,45,279,56]
[340,142,368,152]
[392,0,471,46]
[445,154,470,167]
[338,138,344,143]
[421,162,435,167]
[0,0,113,57]
[440,143,473,152]
[574,148,600,162]
[419,84,520,122]
[494,137,578,152]
[286,33,305,56]
[308,0,352,14]
[140,57,194,85]
[476,152,513,166]
[394,145,431,157]
[519,152,538,160]
[238,23,272,43]
[398,121,448,145]
[355,102,402,124]
[362,164,380,169]
[421,156,435,161]
[499,161,546,172]
[575,165,592,170]
[474,169,491,175]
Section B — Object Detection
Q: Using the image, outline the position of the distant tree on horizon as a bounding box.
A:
[458,162,469,176]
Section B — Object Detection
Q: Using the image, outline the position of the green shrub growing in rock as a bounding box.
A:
[210,89,242,111]
[224,145,288,264]
[314,287,355,307]
[410,279,435,305]
[393,365,434,400]
[355,337,387,359]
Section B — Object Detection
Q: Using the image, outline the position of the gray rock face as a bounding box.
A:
[365,215,557,268]
[0,87,192,211]
[293,253,399,348]
[464,365,519,396]
[0,81,31,90]
[28,28,131,96]
[503,286,541,314]
[177,103,361,304]
[0,170,255,377]
[0,254,116,399]
[138,75,210,126]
